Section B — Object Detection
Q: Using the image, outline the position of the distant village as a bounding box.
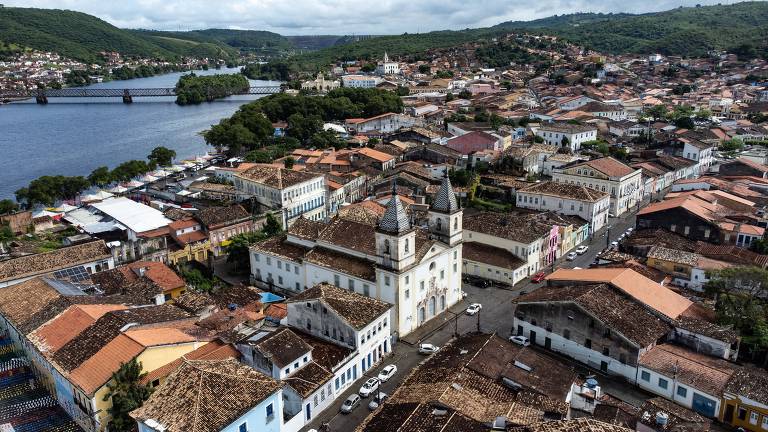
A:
[2,31,768,432]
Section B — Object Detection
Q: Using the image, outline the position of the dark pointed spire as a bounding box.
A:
[379,187,411,234]
[432,169,459,213]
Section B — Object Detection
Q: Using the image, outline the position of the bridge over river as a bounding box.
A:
[0,85,283,104]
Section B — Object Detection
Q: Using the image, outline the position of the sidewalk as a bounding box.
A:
[400,300,469,345]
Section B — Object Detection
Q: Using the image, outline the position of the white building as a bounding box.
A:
[376,52,399,75]
[346,113,417,134]
[233,165,327,227]
[341,75,380,88]
[535,123,598,152]
[237,284,392,430]
[249,176,463,337]
[552,157,643,217]
[681,139,715,175]
[516,181,610,234]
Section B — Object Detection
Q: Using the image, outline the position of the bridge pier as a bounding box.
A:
[122,95,133,104]
[35,95,48,104]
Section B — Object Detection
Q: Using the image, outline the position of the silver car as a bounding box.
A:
[340,394,361,413]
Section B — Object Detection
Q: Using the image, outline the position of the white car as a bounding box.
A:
[377,365,397,382]
[566,252,577,261]
[466,303,482,315]
[509,335,531,346]
[418,343,440,355]
[611,241,618,248]
[359,377,380,397]
[575,245,589,255]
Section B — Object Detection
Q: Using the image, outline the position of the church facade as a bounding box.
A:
[248,175,463,337]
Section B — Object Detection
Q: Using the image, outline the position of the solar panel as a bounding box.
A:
[52,266,91,283]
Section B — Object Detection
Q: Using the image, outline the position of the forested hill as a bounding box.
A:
[0,7,367,62]
[0,7,239,62]
[495,2,768,57]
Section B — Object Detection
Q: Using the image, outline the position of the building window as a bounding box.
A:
[658,378,668,389]
[334,274,340,286]
[405,289,410,299]
[363,284,370,296]
[265,403,274,421]
[641,371,650,382]
[585,338,592,349]
[239,423,247,432]
[384,275,390,286]
[405,238,409,253]
[602,347,609,356]
[750,411,759,425]
[440,270,445,280]
[348,279,355,291]
[563,329,570,340]
[420,281,425,291]
[737,407,747,421]
[677,386,687,398]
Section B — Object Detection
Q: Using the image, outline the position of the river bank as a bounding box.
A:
[0,68,278,200]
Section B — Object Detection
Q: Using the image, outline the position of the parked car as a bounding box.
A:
[509,335,531,346]
[377,365,397,382]
[368,392,389,410]
[466,303,482,315]
[460,290,468,299]
[531,271,547,283]
[608,213,615,218]
[575,245,589,255]
[611,241,618,248]
[340,394,361,413]
[418,343,440,355]
[359,377,380,397]
[566,252,577,261]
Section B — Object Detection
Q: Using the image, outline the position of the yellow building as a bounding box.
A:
[68,327,210,431]
[167,218,211,266]
[645,246,697,280]
[720,368,768,431]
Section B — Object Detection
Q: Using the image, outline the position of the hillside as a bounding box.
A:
[0,7,184,62]
[131,29,293,56]
[496,2,768,57]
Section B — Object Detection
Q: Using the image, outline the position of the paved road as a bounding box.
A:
[301,213,640,432]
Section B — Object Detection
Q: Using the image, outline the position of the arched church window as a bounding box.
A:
[404,238,409,253]
[384,239,390,254]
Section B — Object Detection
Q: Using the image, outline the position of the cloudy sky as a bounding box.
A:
[5,0,748,35]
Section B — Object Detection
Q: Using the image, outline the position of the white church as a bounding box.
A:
[376,52,400,76]
[249,175,463,337]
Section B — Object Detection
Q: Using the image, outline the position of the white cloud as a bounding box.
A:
[3,0,749,35]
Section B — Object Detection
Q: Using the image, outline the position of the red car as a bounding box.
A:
[531,271,547,283]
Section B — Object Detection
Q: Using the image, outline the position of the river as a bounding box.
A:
[0,67,277,200]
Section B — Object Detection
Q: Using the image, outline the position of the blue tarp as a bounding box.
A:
[259,292,285,304]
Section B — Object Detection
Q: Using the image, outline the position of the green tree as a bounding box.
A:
[719,138,744,152]
[147,146,176,167]
[179,267,215,292]
[88,166,113,186]
[418,64,431,74]
[458,89,472,100]
[561,136,570,147]
[705,267,768,364]
[263,213,282,237]
[103,359,152,432]
[0,199,17,215]
[646,105,668,121]
[284,157,295,169]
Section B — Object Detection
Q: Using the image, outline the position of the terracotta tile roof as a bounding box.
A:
[637,195,720,223]
[124,327,199,347]
[516,284,671,347]
[29,304,128,355]
[52,305,193,373]
[462,241,526,271]
[520,181,609,202]
[293,329,354,371]
[264,303,287,320]
[357,333,578,431]
[317,217,377,255]
[140,340,241,386]
[647,246,700,267]
[289,283,391,329]
[724,367,768,406]
[287,217,326,240]
[127,261,185,292]
[69,333,145,395]
[173,291,217,314]
[695,242,768,267]
[637,397,711,432]
[574,157,637,178]
[236,164,323,189]
[304,248,377,281]
[0,240,111,283]
[639,344,738,397]
[249,327,312,368]
[173,230,209,245]
[545,268,693,320]
[0,277,70,334]
[464,212,552,244]
[520,418,633,432]
[194,204,251,229]
[130,359,282,432]
[252,235,311,262]
[284,361,333,398]
[358,147,396,162]
[169,219,199,230]
[727,157,768,173]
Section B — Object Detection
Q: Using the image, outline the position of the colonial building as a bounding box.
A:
[516,181,610,234]
[536,123,598,152]
[301,73,340,92]
[552,157,643,217]
[233,164,327,227]
[249,175,463,337]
